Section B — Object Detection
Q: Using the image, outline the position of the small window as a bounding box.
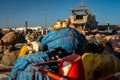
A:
[76,15,83,19]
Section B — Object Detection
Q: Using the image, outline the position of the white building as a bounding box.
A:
[12,26,42,31]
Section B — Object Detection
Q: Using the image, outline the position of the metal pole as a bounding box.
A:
[7,16,9,27]
[44,9,47,29]
[81,0,84,6]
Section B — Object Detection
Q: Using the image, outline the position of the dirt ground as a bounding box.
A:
[0,61,13,79]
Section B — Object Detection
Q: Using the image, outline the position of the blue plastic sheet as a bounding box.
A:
[9,27,87,80]
[41,27,85,55]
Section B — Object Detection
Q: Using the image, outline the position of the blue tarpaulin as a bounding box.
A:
[9,27,87,80]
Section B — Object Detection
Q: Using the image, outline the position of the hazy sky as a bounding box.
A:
[0,0,120,27]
